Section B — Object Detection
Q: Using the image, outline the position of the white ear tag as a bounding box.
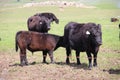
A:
[39,22,42,24]
[86,31,90,35]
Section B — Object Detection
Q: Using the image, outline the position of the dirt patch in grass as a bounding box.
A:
[0,52,119,80]
[100,47,120,54]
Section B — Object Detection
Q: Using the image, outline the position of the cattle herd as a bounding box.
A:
[15,12,102,69]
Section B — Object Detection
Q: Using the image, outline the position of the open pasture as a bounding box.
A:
[0,1,120,80]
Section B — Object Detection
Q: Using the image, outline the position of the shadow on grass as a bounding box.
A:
[108,69,120,74]
[10,61,90,70]
[9,61,40,67]
[55,62,89,70]
[103,68,120,74]
[9,63,20,67]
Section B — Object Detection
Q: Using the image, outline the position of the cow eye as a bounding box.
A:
[30,19,32,22]
[39,21,42,24]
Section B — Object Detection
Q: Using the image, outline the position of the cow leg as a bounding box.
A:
[76,51,81,65]
[42,51,47,63]
[66,47,71,64]
[24,53,28,65]
[20,52,24,66]
[93,52,98,67]
[86,52,92,69]
[48,51,54,63]
[20,50,28,66]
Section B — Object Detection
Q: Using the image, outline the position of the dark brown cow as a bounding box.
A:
[15,31,63,66]
[111,18,119,22]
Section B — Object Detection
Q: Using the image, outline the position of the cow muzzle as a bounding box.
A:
[97,41,102,46]
[47,27,50,30]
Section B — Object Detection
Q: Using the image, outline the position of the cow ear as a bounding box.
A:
[86,31,90,35]
[98,24,101,29]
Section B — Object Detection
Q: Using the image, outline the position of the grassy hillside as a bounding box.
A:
[0,5,120,50]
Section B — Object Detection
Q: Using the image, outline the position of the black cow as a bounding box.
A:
[63,22,102,69]
[15,31,63,66]
[27,16,51,33]
[111,18,119,22]
[34,12,59,24]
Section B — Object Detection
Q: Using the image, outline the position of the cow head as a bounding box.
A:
[27,16,51,33]
[34,12,59,24]
[42,17,52,30]
[86,24,102,46]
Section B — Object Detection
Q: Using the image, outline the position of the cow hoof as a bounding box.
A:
[51,61,55,64]
[93,63,97,67]
[93,65,97,67]
[66,60,70,64]
[31,62,36,65]
[42,61,47,63]
[88,67,92,70]
[77,63,81,65]
[66,62,70,65]
[25,64,28,66]
[77,62,81,65]
[42,61,49,64]
[66,61,70,64]
[20,63,28,67]
[25,62,28,65]
[88,66,92,70]
[88,64,92,70]
[19,64,24,67]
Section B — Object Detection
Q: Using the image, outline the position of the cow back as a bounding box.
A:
[16,31,60,52]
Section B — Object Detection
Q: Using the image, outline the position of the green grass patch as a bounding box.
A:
[0,6,120,50]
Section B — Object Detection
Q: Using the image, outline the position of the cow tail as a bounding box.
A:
[15,32,18,52]
[63,27,69,45]
[63,26,72,57]
[15,31,21,52]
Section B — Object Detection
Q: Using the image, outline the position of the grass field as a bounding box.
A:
[0,0,120,80]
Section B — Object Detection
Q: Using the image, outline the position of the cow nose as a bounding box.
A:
[47,27,50,30]
[99,43,102,45]
[98,42,102,46]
